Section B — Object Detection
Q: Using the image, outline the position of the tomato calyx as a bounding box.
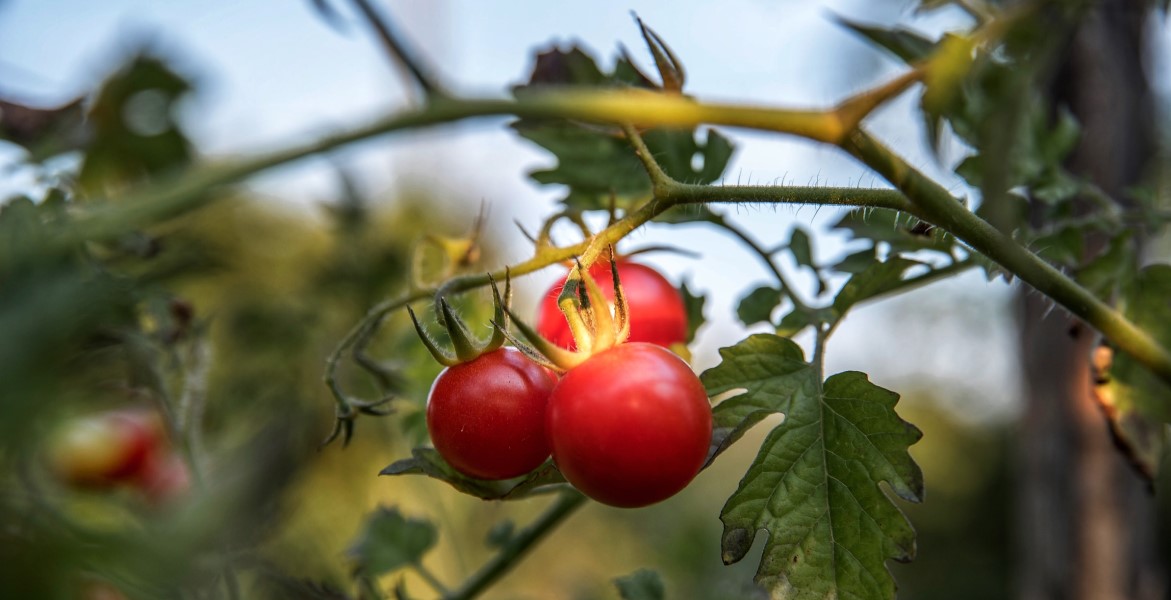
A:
[408,272,513,367]
[497,251,632,373]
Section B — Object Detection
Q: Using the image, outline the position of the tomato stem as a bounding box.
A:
[444,490,586,600]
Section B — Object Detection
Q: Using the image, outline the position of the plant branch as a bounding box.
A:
[347,0,447,98]
[843,128,1171,388]
[708,214,817,317]
[667,181,920,215]
[413,563,449,596]
[444,490,586,600]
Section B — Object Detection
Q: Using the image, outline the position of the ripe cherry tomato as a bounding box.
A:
[49,409,164,488]
[427,347,558,480]
[546,343,711,508]
[536,260,687,349]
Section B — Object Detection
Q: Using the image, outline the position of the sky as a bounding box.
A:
[0,0,1026,421]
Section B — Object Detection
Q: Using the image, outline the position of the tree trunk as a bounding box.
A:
[1016,1,1165,599]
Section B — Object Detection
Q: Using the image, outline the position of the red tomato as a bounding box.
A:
[427,348,558,480]
[49,409,164,488]
[137,453,192,506]
[536,260,687,349]
[546,343,711,508]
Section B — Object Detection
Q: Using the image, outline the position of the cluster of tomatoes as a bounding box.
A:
[425,260,712,508]
[48,407,191,506]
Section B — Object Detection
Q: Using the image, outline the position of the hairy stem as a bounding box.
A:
[844,128,1171,386]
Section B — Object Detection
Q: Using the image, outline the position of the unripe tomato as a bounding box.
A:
[427,348,558,480]
[49,409,164,488]
[536,260,687,349]
[546,343,711,508]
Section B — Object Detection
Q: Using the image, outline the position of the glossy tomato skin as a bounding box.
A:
[427,348,558,480]
[536,261,687,349]
[546,343,712,508]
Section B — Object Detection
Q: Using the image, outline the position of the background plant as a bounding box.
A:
[1,1,1170,599]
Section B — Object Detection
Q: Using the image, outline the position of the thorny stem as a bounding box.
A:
[844,128,1171,385]
[443,490,586,600]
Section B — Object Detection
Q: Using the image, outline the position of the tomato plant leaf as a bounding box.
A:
[831,257,921,321]
[703,334,816,467]
[614,568,666,600]
[347,507,436,577]
[1100,265,1171,479]
[702,334,923,599]
[380,449,566,500]
[789,227,815,271]
[512,45,733,211]
[678,279,706,344]
[737,286,782,327]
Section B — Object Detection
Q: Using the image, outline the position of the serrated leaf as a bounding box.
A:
[1101,265,1171,479]
[348,507,436,577]
[679,280,706,344]
[702,334,922,599]
[704,335,816,467]
[737,286,782,327]
[832,257,920,320]
[789,227,814,271]
[615,569,665,600]
[835,17,937,64]
[380,448,566,500]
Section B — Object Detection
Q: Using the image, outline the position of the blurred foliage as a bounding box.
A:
[4,4,1171,600]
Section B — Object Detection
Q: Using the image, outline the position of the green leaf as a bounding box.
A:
[736,286,782,327]
[789,227,815,271]
[832,257,920,321]
[80,53,195,193]
[702,335,923,599]
[1102,265,1171,478]
[1076,232,1135,299]
[704,335,816,467]
[774,309,814,338]
[678,280,706,344]
[832,208,953,255]
[835,17,936,64]
[830,248,877,275]
[512,44,733,211]
[380,448,566,500]
[615,569,665,600]
[347,507,436,577]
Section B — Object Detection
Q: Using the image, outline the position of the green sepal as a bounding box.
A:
[485,271,512,352]
[498,301,584,371]
[634,15,685,93]
[439,298,479,362]
[406,305,459,367]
